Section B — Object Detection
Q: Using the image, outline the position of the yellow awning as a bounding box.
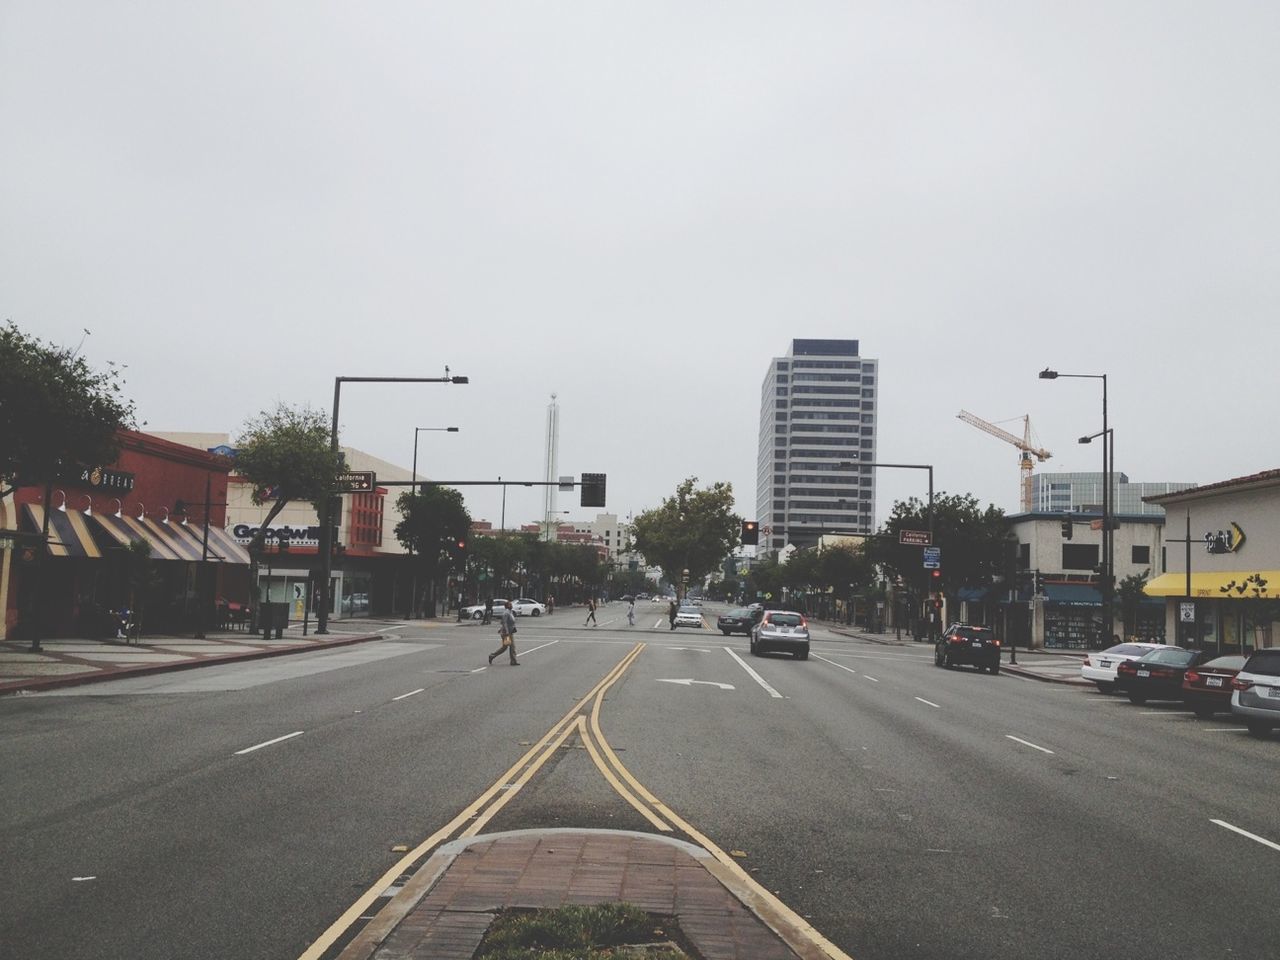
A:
[1145,571,1280,599]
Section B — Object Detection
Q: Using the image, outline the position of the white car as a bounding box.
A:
[673,605,704,628]
[1081,641,1168,693]
[461,599,511,620]
[510,598,546,617]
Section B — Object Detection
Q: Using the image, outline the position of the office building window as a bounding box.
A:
[1062,544,1100,570]
[1132,545,1150,565]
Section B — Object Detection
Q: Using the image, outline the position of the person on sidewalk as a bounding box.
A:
[626,598,636,627]
[584,597,597,627]
[488,600,520,665]
[668,599,677,630]
[482,597,493,625]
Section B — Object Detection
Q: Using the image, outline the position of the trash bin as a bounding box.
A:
[261,602,290,639]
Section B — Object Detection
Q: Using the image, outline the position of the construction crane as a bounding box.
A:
[956,410,1052,513]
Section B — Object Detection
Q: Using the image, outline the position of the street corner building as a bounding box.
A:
[0,431,248,642]
[1143,469,1280,653]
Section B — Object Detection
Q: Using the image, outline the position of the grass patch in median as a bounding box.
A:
[475,903,693,959]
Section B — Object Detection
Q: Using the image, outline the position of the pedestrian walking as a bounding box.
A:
[668,599,677,630]
[546,594,555,615]
[488,600,520,665]
[584,597,597,627]
[482,597,493,625]
[627,598,636,627]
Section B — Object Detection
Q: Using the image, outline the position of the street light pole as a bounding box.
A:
[316,372,468,634]
[1041,367,1113,648]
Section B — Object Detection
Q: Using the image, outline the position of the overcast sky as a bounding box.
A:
[4,2,1278,532]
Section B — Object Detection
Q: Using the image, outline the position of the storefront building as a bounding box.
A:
[1144,469,1280,654]
[0,431,246,640]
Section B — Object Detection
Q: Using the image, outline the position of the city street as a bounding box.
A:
[2,603,1277,960]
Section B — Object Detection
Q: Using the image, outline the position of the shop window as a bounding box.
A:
[1018,542,1030,569]
[1062,543,1099,570]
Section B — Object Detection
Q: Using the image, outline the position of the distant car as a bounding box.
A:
[673,605,703,628]
[1080,642,1168,693]
[716,607,755,636]
[1231,648,1280,738]
[934,624,1001,674]
[750,610,810,660]
[1116,646,1209,704]
[1182,655,1248,718]
[511,598,546,617]
[462,599,510,620]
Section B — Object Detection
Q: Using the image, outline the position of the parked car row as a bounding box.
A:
[460,598,547,619]
[1085,643,1280,738]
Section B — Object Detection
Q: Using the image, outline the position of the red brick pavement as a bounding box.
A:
[344,830,802,960]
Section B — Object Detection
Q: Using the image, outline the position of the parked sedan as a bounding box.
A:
[1182,655,1248,718]
[461,599,511,620]
[716,607,756,636]
[672,605,704,628]
[1080,641,1168,693]
[1117,646,1209,704]
[750,610,810,660]
[510,598,546,617]
[934,624,1001,674]
[1231,647,1280,738]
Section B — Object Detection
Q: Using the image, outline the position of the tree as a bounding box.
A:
[395,485,472,615]
[233,404,344,619]
[1115,570,1151,640]
[0,322,135,497]
[631,478,740,596]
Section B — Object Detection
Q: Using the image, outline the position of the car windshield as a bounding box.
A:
[1139,648,1196,665]
[767,613,803,627]
[725,608,751,617]
[953,627,993,639]
[678,606,699,614]
[1103,643,1158,656]
[1242,650,1280,677]
[1202,656,1247,670]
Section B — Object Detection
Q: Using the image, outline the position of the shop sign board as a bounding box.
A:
[899,529,931,546]
[1204,522,1246,555]
[233,523,323,546]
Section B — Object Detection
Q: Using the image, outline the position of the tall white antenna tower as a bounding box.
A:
[542,394,560,541]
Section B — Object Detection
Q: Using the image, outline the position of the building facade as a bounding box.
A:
[756,339,878,550]
[1029,472,1195,517]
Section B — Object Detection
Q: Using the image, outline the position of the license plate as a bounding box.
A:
[972,642,983,648]
[1266,686,1280,699]
[1136,669,1150,677]
[1206,677,1223,688]
[1099,660,1112,667]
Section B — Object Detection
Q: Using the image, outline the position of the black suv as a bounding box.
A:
[935,624,1002,674]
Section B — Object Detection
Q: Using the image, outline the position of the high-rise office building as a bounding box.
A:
[756,339,877,550]
[1028,472,1195,517]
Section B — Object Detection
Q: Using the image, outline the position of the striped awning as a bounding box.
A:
[20,504,104,558]
[93,514,250,564]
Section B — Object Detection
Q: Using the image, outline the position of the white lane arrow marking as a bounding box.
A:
[656,679,735,690]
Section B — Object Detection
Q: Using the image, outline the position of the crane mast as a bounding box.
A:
[956,410,1052,513]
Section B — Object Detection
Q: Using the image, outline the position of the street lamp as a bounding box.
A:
[1040,366,1113,647]
[316,369,468,633]
[406,426,460,618]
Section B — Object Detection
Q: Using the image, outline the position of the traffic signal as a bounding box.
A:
[1061,519,1073,539]
[580,473,607,508]
[741,520,759,545]
[449,537,467,568]
[1033,569,1042,594]
[930,568,942,585]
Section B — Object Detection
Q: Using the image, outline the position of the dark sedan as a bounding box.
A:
[934,624,1002,674]
[1182,655,1248,718]
[1117,646,1210,705]
[716,607,757,636]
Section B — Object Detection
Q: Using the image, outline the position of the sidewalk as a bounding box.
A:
[0,621,389,695]
[335,830,807,960]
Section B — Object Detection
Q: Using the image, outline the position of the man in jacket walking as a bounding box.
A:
[488,600,520,665]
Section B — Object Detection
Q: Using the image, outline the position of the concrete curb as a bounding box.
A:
[999,663,1093,686]
[0,631,383,695]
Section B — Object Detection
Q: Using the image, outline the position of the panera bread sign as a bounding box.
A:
[232,523,322,546]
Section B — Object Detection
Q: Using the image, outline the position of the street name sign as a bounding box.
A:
[900,529,931,546]
[335,471,376,493]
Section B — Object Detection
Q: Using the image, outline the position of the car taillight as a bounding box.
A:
[1232,677,1253,691]
[993,638,1001,646]
[1118,662,1136,674]
[800,617,808,628]
[1185,670,1200,684]
[1083,657,1092,667]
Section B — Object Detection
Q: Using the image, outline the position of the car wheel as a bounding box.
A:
[943,652,953,669]
[990,661,1000,676]
[934,647,944,667]
[531,609,541,617]
[795,647,809,661]
[1127,692,1147,705]
[1095,681,1115,694]
[1246,720,1273,739]
[472,610,483,620]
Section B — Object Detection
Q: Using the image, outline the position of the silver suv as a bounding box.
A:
[1230,648,1280,738]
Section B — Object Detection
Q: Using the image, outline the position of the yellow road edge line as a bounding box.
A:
[296,643,644,960]
[461,717,581,837]
[575,715,671,832]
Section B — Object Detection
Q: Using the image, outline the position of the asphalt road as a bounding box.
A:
[2,602,1277,960]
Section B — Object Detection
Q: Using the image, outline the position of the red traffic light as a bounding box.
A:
[931,569,941,579]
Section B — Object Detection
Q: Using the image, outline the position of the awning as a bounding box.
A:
[1043,583,1102,606]
[956,587,989,602]
[1145,571,1280,600]
[20,504,103,558]
[93,515,250,564]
